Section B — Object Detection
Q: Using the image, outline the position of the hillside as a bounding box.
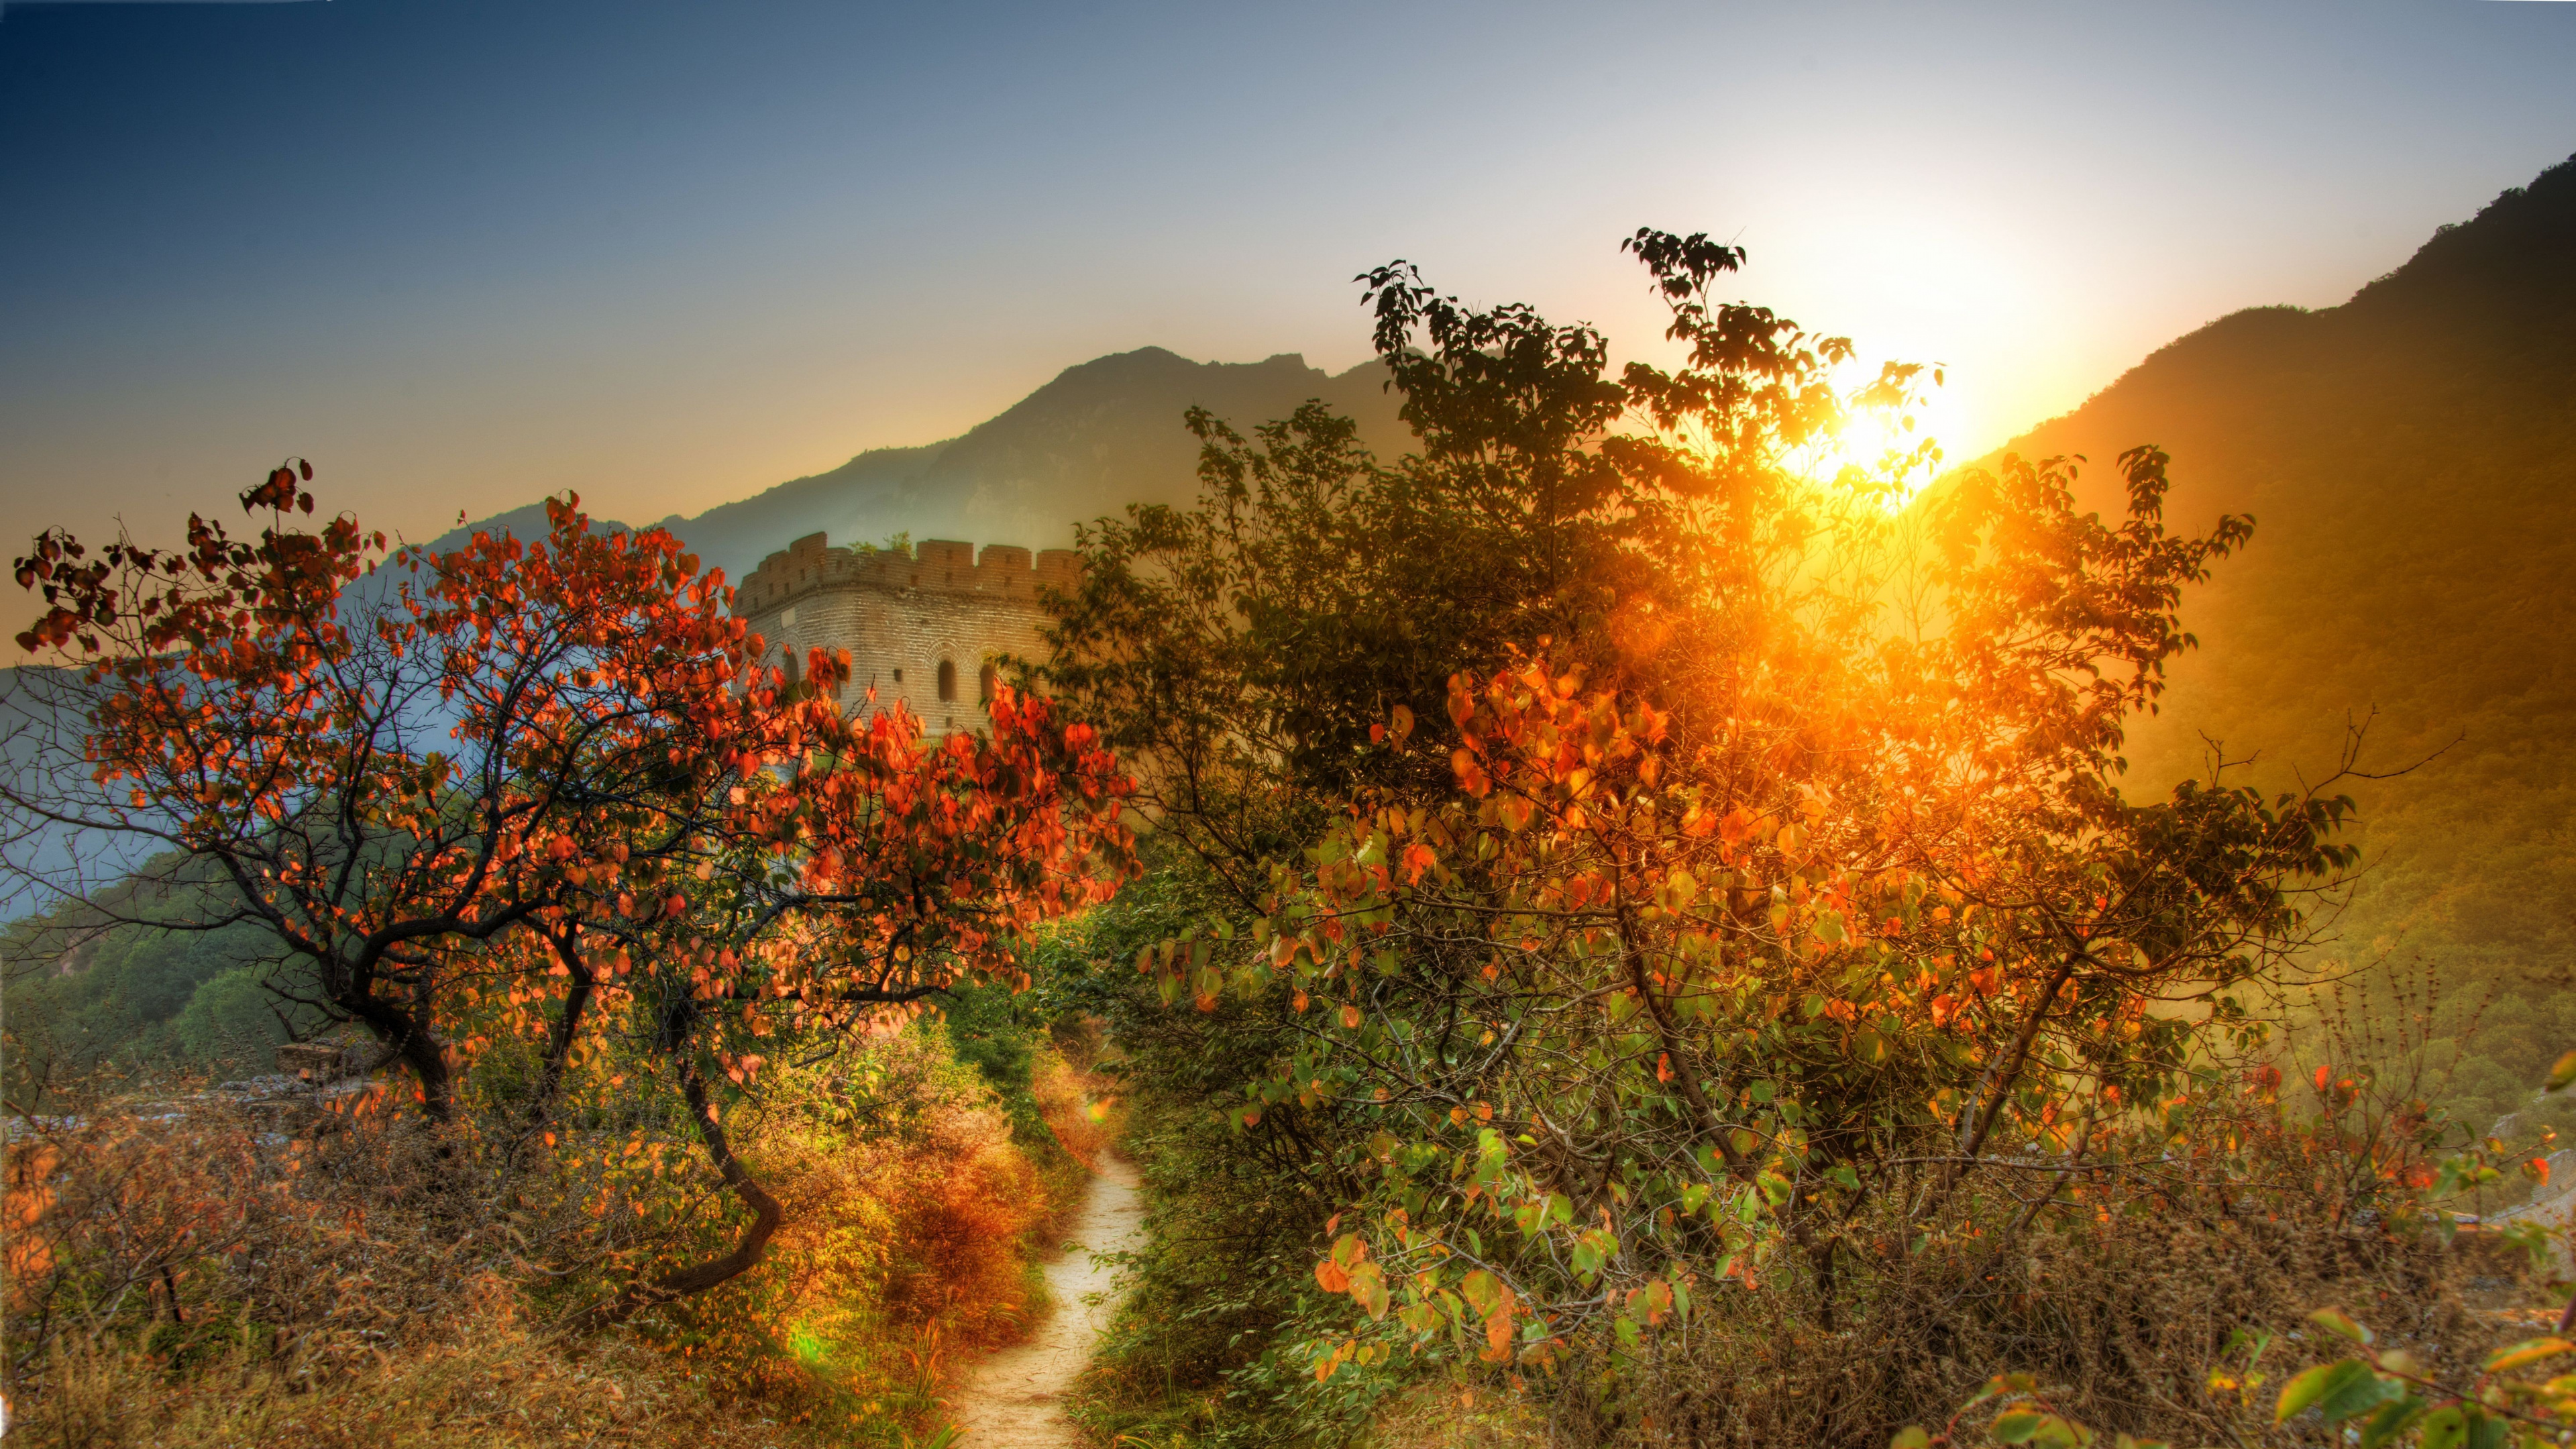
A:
[657,348,1405,577]
[2001,154,2576,1127]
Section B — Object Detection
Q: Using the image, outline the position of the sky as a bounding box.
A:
[2,0,2572,561]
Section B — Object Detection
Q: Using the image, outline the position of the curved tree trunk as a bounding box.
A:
[568,1051,784,1329]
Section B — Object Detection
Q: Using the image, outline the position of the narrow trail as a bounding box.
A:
[947,1152,1144,1448]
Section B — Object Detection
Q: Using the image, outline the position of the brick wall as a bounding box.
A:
[733,534,1073,734]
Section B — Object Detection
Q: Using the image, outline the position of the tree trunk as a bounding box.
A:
[567,1051,783,1329]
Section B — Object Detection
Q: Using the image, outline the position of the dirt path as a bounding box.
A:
[947,1152,1144,1447]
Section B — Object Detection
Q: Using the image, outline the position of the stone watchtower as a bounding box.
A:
[730,533,1079,734]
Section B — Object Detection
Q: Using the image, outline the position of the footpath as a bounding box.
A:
[946,1152,1145,1447]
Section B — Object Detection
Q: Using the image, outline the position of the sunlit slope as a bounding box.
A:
[2000,156,2575,1092]
[659,349,1403,578]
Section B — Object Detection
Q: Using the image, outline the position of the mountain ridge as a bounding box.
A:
[637,347,1405,580]
[1992,152,2576,1130]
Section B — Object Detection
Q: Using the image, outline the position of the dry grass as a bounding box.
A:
[6,1290,825,1448]
[1355,1181,2546,1449]
[3,1023,1110,1447]
[1369,1379,1553,1449]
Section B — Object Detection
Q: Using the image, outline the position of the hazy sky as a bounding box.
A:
[2,0,2571,557]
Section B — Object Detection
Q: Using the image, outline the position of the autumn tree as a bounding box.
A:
[5,466,1133,1306]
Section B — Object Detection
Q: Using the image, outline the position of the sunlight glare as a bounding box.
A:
[1784,358,1974,510]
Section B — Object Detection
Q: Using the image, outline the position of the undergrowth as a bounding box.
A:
[2,997,1119,1447]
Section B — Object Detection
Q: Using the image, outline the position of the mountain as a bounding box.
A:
[656,348,1405,578]
[1996,154,2576,1129]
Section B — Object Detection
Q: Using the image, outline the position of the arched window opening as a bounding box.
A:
[936,659,957,702]
[977,663,998,705]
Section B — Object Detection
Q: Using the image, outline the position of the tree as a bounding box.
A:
[1038,231,1931,903]
[6,466,1134,1305]
[1065,232,2375,1438]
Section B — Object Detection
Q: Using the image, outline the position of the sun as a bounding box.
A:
[1786,362,1974,510]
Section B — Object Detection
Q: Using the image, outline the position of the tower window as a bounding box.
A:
[936,659,957,702]
[978,663,998,704]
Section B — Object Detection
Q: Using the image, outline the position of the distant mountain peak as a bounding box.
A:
[646,346,1403,583]
[2012,154,2575,447]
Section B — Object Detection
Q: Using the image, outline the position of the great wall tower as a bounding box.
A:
[731,533,1077,735]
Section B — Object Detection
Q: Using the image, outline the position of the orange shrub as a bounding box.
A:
[618,1025,1068,1434]
[869,1092,1047,1337]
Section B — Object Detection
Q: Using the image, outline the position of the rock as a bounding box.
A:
[274,1042,347,1081]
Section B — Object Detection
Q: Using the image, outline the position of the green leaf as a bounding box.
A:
[2316,1364,2396,1424]
[1888,1430,1931,1449]
[2001,1412,2086,1448]
[1351,1264,1389,1320]
[1990,1411,2047,1444]
[2308,1307,2373,1345]
[2415,1405,2466,1449]
[1964,1373,2035,1409]
[1664,868,1698,910]
[2357,1394,2426,1449]
[2276,1360,2373,1422]
[1459,1271,1497,1313]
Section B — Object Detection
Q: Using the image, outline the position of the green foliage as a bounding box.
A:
[1040,845,1346,1447]
[1907,1309,2576,1449]
[1035,228,1940,911]
[1,869,325,1093]
[941,978,1089,1207]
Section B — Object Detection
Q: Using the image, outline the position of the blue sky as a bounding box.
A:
[2,0,2571,554]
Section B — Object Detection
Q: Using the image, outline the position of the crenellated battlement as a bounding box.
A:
[728,531,1074,735]
[733,533,1080,615]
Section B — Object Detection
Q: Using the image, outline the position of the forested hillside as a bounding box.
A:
[2002,155,2576,1132]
